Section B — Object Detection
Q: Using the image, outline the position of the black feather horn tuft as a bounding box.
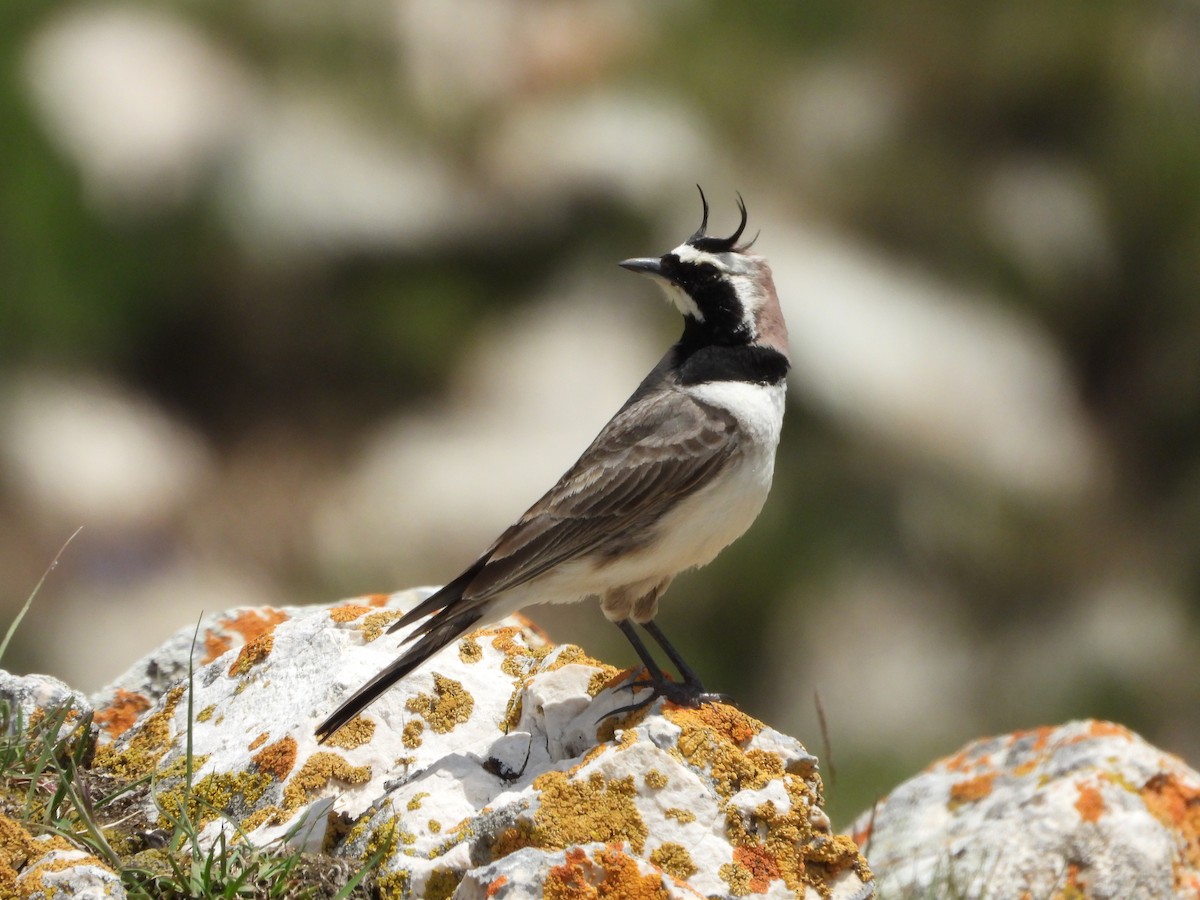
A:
[688,190,750,253]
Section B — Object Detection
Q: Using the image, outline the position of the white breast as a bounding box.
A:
[650,379,787,570]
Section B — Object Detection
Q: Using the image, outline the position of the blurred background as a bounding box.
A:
[2,0,1199,825]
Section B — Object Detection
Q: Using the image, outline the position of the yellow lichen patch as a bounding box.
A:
[531,771,648,854]
[663,808,695,824]
[329,604,373,623]
[544,846,670,900]
[670,718,778,800]
[359,610,403,643]
[650,842,697,880]
[803,832,873,889]
[238,804,298,835]
[325,716,376,750]
[666,702,762,746]
[424,866,463,900]
[248,732,269,751]
[719,861,753,897]
[489,821,536,860]
[252,736,298,781]
[282,752,371,809]
[95,685,185,780]
[949,773,997,808]
[0,811,73,886]
[376,868,411,900]
[644,769,668,790]
[586,666,626,698]
[429,819,442,833]
[1142,771,1200,867]
[458,637,483,664]
[228,633,274,677]
[407,792,430,812]
[93,688,152,739]
[406,674,474,734]
[402,720,425,749]
[197,705,216,723]
[157,770,272,827]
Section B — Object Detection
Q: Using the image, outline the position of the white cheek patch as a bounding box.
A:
[659,282,704,321]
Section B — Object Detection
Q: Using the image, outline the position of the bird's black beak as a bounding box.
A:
[619,257,664,278]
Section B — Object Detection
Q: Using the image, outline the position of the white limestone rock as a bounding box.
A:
[851,720,1200,898]
[0,670,92,743]
[14,846,126,900]
[97,596,871,898]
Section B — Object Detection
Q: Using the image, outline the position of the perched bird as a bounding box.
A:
[316,189,789,742]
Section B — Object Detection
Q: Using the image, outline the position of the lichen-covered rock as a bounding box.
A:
[13,846,126,900]
[89,589,436,743]
[851,719,1200,899]
[97,594,872,898]
[0,671,92,742]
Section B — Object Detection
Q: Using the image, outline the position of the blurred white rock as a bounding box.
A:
[0,375,210,528]
[393,0,641,119]
[313,275,662,580]
[982,157,1114,291]
[761,219,1103,499]
[484,89,715,207]
[23,5,252,214]
[219,93,495,254]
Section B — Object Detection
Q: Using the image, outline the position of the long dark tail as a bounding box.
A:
[315,607,482,743]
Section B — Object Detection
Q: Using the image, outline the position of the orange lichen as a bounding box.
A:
[734,845,781,893]
[95,685,185,780]
[544,846,669,900]
[93,688,151,739]
[949,773,997,807]
[1142,772,1200,867]
[202,631,233,664]
[203,608,289,664]
[252,736,298,781]
[248,732,269,751]
[643,769,668,790]
[1075,784,1106,823]
[485,874,509,897]
[1088,721,1134,740]
[406,674,474,733]
[228,633,274,677]
[282,752,371,809]
[531,771,648,854]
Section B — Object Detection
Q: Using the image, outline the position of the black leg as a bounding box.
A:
[641,620,706,690]
[615,619,667,680]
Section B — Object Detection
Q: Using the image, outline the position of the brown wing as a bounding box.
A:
[459,388,739,599]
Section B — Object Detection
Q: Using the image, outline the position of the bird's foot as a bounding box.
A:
[601,669,732,721]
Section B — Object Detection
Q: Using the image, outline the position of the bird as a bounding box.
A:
[316,188,789,742]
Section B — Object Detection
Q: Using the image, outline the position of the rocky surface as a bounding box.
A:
[852,719,1200,898]
[86,591,871,898]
